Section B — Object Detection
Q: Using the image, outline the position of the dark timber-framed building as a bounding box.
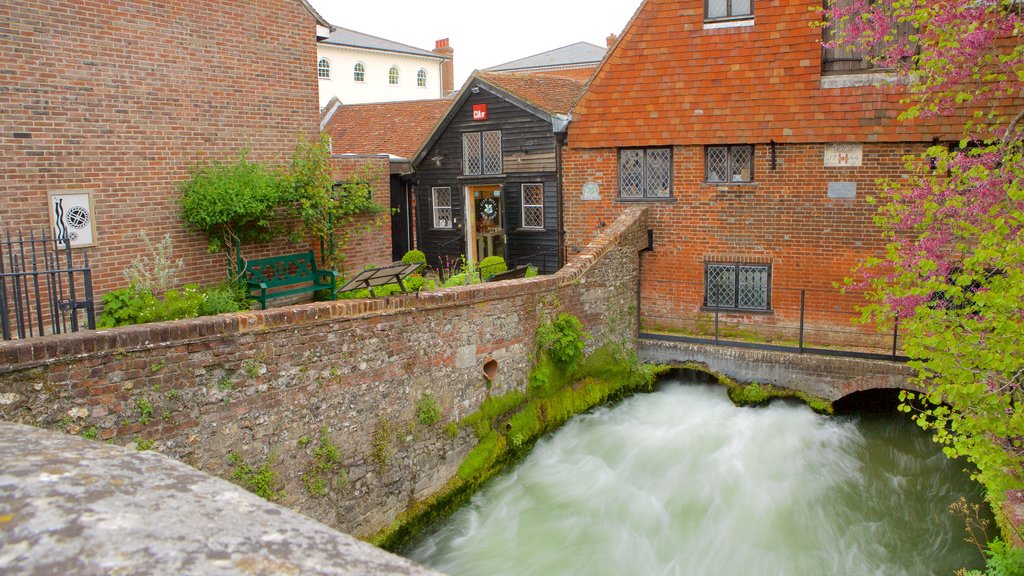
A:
[410,71,586,275]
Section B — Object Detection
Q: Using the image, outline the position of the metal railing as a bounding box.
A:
[638,280,905,362]
[0,229,95,340]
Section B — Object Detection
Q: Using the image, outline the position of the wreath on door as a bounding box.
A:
[480,198,498,221]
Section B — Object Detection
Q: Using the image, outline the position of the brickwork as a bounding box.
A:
[563,141,925,341]
[0,0,322,296]
[327,154,393,275]
[0,207,648,537]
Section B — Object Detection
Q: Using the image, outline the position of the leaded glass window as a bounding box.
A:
[618,148,673,199]
[462,131,502,175]
[432,187,452,229]
[522,184,544,229]
[706,0,753,20]
[706,145,754,183]
[704,263,771,310]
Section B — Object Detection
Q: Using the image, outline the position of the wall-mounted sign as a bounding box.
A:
[49,190,96,247]
[472,104,488,121]
[581,181,600,201]
[824,143,863,167]
[827,182,857,199]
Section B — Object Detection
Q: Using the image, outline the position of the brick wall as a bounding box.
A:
[328,154,393,275]
[563,142,923,346]
[0,0,322,297]
[0,207,648,537]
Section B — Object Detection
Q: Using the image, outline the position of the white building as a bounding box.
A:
[316,27,453,107]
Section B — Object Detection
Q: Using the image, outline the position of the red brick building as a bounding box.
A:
[562,0,962,348]
[0,0,329,296]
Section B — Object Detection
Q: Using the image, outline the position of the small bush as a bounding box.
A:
[478,255,508,278]
[228,451,282,501]
[525,265,539,278]
[416,393,441,426]
[536,312,590,371]
[199,283,247,316]
[401,249,426,265]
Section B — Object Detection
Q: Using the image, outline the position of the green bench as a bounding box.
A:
[240,251,339,310]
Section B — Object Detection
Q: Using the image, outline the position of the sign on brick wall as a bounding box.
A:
[48,191,96,247]
[824,143,863,167]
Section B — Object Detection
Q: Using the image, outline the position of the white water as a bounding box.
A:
[406,381,986,575]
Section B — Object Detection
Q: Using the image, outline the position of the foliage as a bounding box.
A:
[98,283,247,327]
[416,393,441,426]
[134,437,155,451]
[823,0,1024,496]
[336,274,430,300]
[136,396,153,425]
[457,431,503,481]
[302,426,347,498]
[525,265,539,278]
[122,231,184,294]
[961,539,1024,576]
[401,249,426,265]
[228,451,282,501]
[478,255,508,278]
[536,312,591,372]
[371,418,395,471]
[197,283,247,316]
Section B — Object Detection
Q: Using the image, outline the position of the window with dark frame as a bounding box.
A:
[618,148,672,199]
[462,131,502,176]
[822,0,916,73]
[521,183,544,229]
[432,187,452,229]
[704,263,771,310]
[706,145,754,183]
[705,0,753,20]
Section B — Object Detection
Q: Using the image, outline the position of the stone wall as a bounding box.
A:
[0,207,648,537]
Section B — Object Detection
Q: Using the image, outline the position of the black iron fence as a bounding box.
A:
[0,229,95,341]
[638,280,906,362]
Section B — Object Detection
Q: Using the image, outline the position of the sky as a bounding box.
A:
[307,0,643,86]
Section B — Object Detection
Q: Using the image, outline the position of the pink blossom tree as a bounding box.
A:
[823,0,1024,502]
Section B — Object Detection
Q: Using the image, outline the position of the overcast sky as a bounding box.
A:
[307,0,642,86]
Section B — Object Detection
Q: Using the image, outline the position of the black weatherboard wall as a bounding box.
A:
[412,79,562,274]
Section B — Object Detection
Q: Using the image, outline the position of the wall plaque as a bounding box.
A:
[49,190,96,247]
[581,181,600,201]
[824,143,863,167]
[827,182,857,199]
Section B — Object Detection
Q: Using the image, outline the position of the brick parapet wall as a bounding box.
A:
[0,207,648,536]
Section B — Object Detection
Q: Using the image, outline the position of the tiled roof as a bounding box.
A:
[475,71,587,116]
[319,27,444,60]
[487,42,606,72]
[323,99,452,159]
[569,0,972,148]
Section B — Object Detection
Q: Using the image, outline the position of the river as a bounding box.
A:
[406,379,988,575]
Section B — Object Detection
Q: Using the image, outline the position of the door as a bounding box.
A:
[389,175,410,262]
[464,185,505,266]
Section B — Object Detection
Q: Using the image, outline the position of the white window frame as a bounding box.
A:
[353,62,365,83]
[705,0,753,21]
[432,187,453,229]
[417,68,427,88]
[318,58,331,79]
[389,65,400,86]
[521,183,544,230]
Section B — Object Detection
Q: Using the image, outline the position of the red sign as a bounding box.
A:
[472,104,488,121]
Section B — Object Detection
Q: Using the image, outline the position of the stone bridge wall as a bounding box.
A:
[0,207,648,538]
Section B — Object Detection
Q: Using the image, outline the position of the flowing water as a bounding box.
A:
[406,379,989,575]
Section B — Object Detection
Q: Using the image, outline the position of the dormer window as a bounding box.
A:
[389,66,400,85]
[822,0,915,73]
[317,58,331,79]
[705,0,752,21]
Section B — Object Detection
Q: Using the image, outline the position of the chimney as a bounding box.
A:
[606,33,618,48]
[433,38,454,96]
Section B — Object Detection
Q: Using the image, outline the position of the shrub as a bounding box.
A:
[122,231,184,294]
[401,249,426,265]
[536,312,590,371]
[416,393,441,426]
[478,255,508,278]
[198,284,244,316]
[98,288,158,328]
[525,265,539,278]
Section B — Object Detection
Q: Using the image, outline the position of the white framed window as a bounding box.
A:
[704,263,771,310]
[417,68,427,87]
[432,187,452,229]
[462,131,502,176]
[353,62,365,82]
[522,184,544,229]
[318,58,331,79]
[389,65,400,85]
[706,145,754,183]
